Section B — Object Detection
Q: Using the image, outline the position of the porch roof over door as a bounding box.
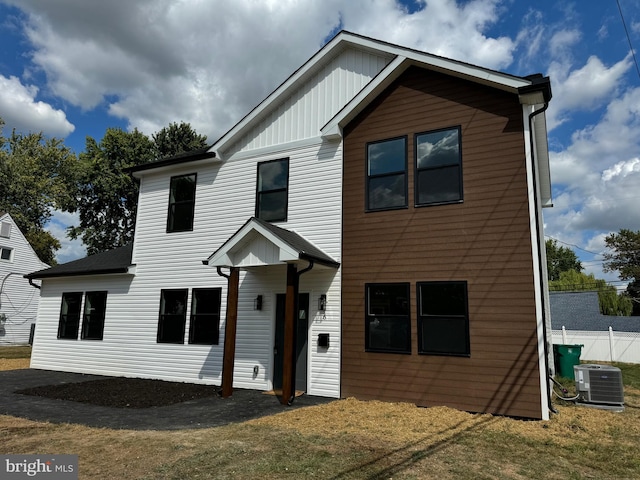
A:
[203,217,340,269]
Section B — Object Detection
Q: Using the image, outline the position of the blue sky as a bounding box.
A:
[1,0,639,288]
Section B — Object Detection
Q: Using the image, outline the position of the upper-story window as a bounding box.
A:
[415,127,463,206]
[0,221,11,238]
[256,158,289,222]
[167,174,197,233]
[366,137,407,211]
[0,247,12,262]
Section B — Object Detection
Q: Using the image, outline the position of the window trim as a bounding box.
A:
[188,288,222,345]
[0,246,13,262]
[255,158,290,222]
[365,282,412,354]
[157,289,189,344]
[414,126,463,207]
[417,281,470,357]
[81,291,108,341]
[166,173,197,233]
[57,292,83,340]
[365,136,408,212]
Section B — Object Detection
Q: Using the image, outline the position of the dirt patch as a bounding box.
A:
[15,377,221,408]
[0,358,30,371]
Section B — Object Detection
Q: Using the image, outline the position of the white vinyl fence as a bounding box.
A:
[552,327,640,364]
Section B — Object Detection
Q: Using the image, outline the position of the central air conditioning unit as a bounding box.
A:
[574,364,624,411]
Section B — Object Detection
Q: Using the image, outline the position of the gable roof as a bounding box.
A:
[205,217,340,269]
[209,30,551,159]
[26,243,135,280]
[550,291,640,333]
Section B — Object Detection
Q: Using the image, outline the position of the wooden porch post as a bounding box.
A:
[281,262,299,405]
[221,267,239,398]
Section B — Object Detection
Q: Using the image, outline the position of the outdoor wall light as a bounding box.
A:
[318,294,327,311]
[254,295,263,311]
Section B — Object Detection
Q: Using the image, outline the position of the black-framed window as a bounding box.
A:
[157,289,188,343]
[365,283,411,353]
[415,127,463,206]
[417,281,470,356]
[189,288,222,345]
[167,174,197,232]
[57,292,83,340]
[366,137,407,211]
[81,291,108,340]
[256,158,289,222]
[0,247,12,261]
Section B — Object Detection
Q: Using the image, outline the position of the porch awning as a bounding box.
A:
[203,217,340,269]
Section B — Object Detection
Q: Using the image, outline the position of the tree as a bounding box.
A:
[603,229,640,315]
[152,122,208,159]
[69,123,208,254]
[0,119,78,264]
[549,270,632,316]
[68,128,155,255]
[545,239,583,281]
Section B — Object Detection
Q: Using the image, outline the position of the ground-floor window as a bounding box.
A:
[157,289,188,343]
[189,288,222,345]
[81,291,108,340]
[57,292,83,339]
[365,283,411,353]
[417,281,470,356]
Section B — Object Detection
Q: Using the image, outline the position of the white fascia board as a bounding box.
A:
[339,34,529,91]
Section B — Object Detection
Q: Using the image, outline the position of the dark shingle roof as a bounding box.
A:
[550,291,640,332]
[124,148,215,174]
[252,217,340,268]
[26,243,134,279]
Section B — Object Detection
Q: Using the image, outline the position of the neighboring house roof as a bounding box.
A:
[26,243,135,280]
[550,291,640,333]
[205,217,340,269]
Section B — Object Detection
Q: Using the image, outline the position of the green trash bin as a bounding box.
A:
[553,344,583,380]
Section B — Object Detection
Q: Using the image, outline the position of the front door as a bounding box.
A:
[273,293,309,392]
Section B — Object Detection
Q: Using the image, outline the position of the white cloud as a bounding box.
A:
[6,0,515,141]
[546,54,631,130]
[0,74,74,137]
[545,86,640,258]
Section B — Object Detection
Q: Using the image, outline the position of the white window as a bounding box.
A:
[0,222,11,238]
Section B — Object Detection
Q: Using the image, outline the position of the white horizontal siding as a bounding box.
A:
[225,47,390,156]
[0,214,47,345]
[32,139,343,398]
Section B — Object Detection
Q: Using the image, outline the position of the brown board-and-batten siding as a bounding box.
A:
[341,66,544,419]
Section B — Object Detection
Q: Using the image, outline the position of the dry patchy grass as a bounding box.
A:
[1,389,639,479]
[2,346,639,479]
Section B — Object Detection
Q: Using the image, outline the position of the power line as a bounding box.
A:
[617,0,640,82]
[545,235,602,256]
